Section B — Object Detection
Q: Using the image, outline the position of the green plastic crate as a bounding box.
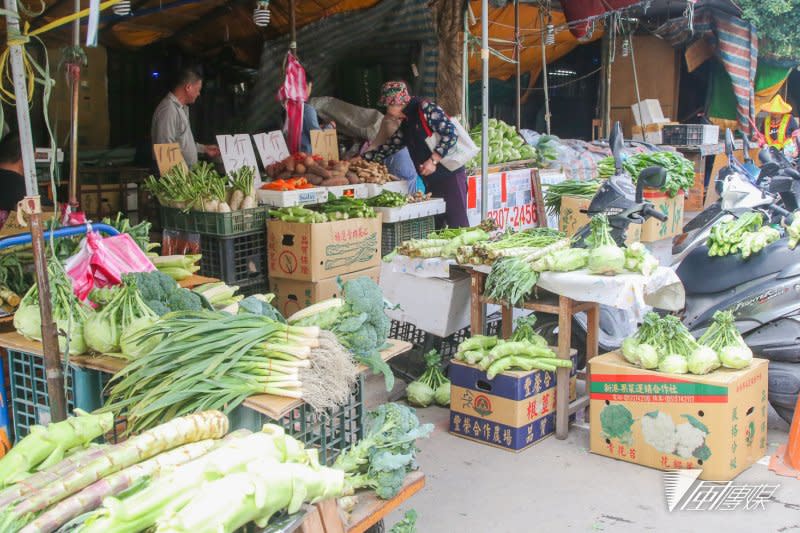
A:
[7,350,112,441]
[228,375,364,466]
[160,205,270,237]
[381,216,436,256]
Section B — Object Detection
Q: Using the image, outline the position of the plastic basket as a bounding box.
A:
[229,375,364,466]
[199,230,268,286]
[381,216,436,256]
[661,124,719,146]
[6,350,127,442]
[160,206,270,237]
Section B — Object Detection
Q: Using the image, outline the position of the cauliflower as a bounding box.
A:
[675,422,706,459]
[641,411,677,454]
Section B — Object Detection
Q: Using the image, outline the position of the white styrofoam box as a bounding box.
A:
[257,187,329,208]
[324,183,368,199]
[631,99,666,126]
[379,262,471,337]
[374,198,446,223]
[700,125,720,145]
[365,180,411,198]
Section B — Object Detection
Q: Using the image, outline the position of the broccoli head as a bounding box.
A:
[145,300,171,316]
[131,271,179,302]
[166,289,204,312]
[342,277,384,316]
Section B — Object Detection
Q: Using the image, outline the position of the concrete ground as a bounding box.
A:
[383,406,800,533]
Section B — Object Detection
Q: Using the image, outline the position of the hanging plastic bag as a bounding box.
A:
[66,229,155,301]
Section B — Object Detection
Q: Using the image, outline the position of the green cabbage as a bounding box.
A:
[588,245,626,275]
[84,311,120,354]
[13,301,42,341]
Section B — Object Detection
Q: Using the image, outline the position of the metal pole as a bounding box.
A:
[514,0,521,132]
[540,11,551,135]
[4,0,68,422]
[463,6,469,128]
[289,0,297,54]
[68,0,81,208]
[601,34,612,138]
[480,0,489,221]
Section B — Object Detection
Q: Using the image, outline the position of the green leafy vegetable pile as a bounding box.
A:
[319,193,376,220]
[707,213,779,258]
[458,227,564,265]
[335,403,433,499]
[288,276,394,389]
[390,510,418,533]
[544,179,603,216]
[467,118,537,166]
[366,191,407,208]
[787,212,800,249]
[407,350,450,408]
[598,151,694,197]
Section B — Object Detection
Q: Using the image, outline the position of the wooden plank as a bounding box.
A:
[243,339,412,420]
[346,472,425,533]
[568,395,590,415]
[178,274,219,289]
[316,499,346,533]
[70,355,127,375]
[299,506,326,533]
[500,304,513,339]
[555,295,573,440]
[469,269,486,336]
[0,329,44,356]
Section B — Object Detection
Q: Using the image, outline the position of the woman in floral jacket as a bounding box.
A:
[363,81,469,228]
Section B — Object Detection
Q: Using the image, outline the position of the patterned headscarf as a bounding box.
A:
[379,81,411,107]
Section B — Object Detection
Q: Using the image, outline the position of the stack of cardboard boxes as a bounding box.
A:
[267,215,383,317]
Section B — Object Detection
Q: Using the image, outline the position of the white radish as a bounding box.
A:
[217,202,232,213]
[241,195,257,209]
[229,189,245,211]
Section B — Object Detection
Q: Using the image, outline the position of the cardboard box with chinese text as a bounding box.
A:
[267,216,381,282]
[641,189,684,242]
[269,266,381,318]
[589,352,768,481]
[449,356,577,452]
[559,195,641,245]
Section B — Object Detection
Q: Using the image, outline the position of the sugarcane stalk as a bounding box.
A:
[19,440,217,533]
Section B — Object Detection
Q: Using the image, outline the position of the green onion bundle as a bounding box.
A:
[544,179,603,216]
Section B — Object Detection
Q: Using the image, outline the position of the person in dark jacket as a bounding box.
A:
[362,81,468,228]
[0,132,27,227]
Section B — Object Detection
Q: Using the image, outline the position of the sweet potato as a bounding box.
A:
[275,170,294,181]
[306,174,324,185]
[346,172,361,185]
[320,177,349,187]
[304,156,316,168]
[284,158,296,172]
[306,163,332,180]
[295,163,307,174]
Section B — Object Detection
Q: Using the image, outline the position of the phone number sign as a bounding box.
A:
[466,169,538,230]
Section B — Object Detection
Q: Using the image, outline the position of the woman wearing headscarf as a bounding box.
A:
[362,81,468,228]
[364,103,421,194]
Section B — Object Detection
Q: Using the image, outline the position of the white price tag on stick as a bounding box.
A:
[216,134,260,175]
[253,131,290,167]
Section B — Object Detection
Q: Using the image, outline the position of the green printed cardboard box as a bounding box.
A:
[589,352,768,481]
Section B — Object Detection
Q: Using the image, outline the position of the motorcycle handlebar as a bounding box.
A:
[642,204,668,222]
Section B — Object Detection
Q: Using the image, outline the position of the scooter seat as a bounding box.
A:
[677,237,800,295]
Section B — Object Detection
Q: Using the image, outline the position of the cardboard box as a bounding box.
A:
[449,358,577,452]
[589,352,768,481]
[631,99,666,126]
[559,195,641,245]
[267,216,382,281]
[685,172,706,212]
[380,262,471,337]
[641,189,684,242]
[269,266,381,317]
[0,209,58,237]
[631,121,674,144]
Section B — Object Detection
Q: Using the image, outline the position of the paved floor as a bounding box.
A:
[383,406,799,533]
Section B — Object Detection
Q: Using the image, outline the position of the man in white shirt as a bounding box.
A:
[151,67,219,167]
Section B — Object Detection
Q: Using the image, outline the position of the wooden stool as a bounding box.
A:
[467,268,600,439]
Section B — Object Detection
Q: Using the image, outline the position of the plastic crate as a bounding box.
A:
[6,350,118,441]
[160,205,270,237]
[228,375,364,466]
[381,216,436,256]
[199,230,268,286]
[661,124,719,146]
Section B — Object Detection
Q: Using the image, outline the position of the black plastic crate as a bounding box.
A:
[661,124,718,146]
[199,230,268,286]
[381,216,436,256]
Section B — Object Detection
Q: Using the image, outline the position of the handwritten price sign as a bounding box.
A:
[216,134,260,175]
[153,143,188,175]
[466,169,538,230]
[253,131,290,167]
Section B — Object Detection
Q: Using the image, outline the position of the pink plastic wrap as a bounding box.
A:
[66,231,155,301]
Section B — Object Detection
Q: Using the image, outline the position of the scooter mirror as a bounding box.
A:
[609,122,625,175]
[767,175,793,194]
[635,166,667,202]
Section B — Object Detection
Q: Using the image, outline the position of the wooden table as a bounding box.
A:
[0,325,412,422]
[464,265,599,440]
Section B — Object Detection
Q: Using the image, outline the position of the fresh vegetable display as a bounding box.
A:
[697,311,753,370]
[454,332,570,380]
[531,247,588,272]
[406,191,434,203]
[406,350,450,408]
[397,227,491,259]
[334,403,433,499]
[227,166,258,210]
[288,277,394,389]
[366,191,407,208]
[269,206,329,223]
[192,281,242,310]
[260,177,316,191]
[598,150,694,197]
[623,242,660,276]
[787,212,800,249]
[457,227,564,266]
[319,194,376,220]
[348,159,396,185]
[466,119,537,167]
[104,311,358,434]
[390,510,418,533]
[586,215,625,275]
[706,212,765,257]
[544,179,603,216]
[266,152,363,187]
[84,274,159,354]
[149,254,201,281]
[14,258,90,355]
[101,213,158,254]
[484,239,570,305]
[127,271,206,317]
[145,162,233,213]
[621,313,699,373]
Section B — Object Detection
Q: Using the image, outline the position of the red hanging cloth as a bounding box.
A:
[561,0,640,39]
[277,53,307,154]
